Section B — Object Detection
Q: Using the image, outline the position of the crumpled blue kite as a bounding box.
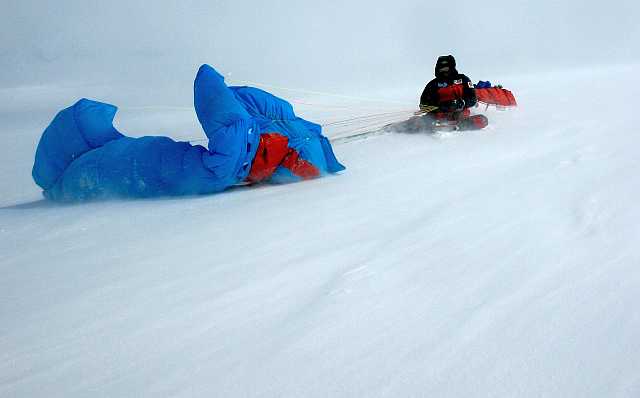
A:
[32,64,345,201]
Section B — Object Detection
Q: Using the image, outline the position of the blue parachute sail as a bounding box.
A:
[32,64,344,201]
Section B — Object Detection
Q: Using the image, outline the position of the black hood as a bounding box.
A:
[435,55,458,79]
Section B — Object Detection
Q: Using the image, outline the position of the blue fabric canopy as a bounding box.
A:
[32,64,345,201]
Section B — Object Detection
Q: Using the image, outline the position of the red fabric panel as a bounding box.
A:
[494,88,509,105]
[504,90,517,106]
[247,133,290,183]
[247,131,320,182]
[438,84,465,102]
[476,87,517,107]
[476,88,491,104]
[281,149,320,180]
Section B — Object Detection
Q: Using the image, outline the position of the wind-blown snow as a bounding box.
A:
[1,64,640,397]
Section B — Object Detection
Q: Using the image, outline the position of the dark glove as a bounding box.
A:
[439,99,465,112]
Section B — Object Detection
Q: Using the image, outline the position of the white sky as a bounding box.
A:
[1,0,639,90]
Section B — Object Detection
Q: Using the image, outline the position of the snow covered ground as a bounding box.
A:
[1,63,640,397]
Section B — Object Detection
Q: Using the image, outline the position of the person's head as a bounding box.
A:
[435,55,457,78]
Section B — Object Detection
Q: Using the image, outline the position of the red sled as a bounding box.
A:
[476,87,517,108]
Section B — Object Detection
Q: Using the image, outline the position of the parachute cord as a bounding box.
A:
[321,110,414,127]
[329,113,415,142]
[226,77,414,107]
[186,110,414,145]
[187,109,414,144]
[179,72,419,145]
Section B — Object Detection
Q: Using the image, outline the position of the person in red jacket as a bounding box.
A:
[419,55,488,131]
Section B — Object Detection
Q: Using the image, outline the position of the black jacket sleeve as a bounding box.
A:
[460,75,477,108]
[420,79,439,107]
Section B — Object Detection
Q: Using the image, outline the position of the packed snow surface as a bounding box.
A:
[1,65,640,397]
